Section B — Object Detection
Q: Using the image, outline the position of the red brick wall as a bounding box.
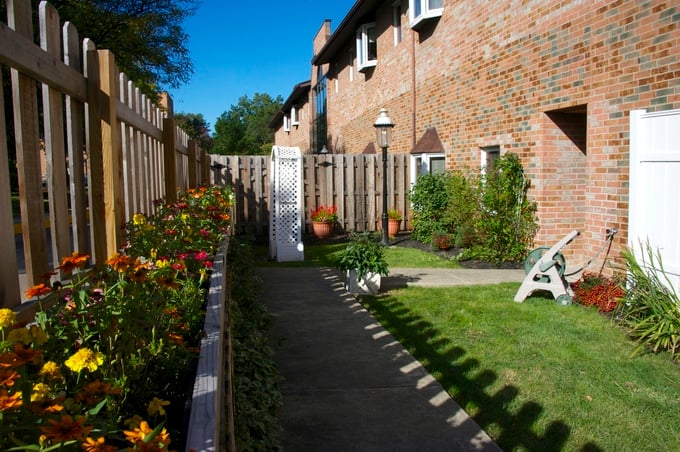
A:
[312,0,680,268]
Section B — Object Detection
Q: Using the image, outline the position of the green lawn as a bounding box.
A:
[361,285,680,451]
[255,241,461,269]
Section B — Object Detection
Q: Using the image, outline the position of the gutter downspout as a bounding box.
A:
[410,27,417,148]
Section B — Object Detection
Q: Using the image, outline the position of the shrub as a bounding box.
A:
[432,231,454,250]
[408,172,455,244]
[615,242,680,359]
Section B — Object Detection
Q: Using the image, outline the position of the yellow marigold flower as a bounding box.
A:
[150,248,157,259]
[0,309,16,329]
[39,361,63,381]
[29,325,48,345]
[133,213,146,225]
[155,259,170,269]
[64,348,104,373]
[147,397,170,417]
[6,328,30,344]
[82,436,117,452]
[180,213,189,221]
[31,382,51,402]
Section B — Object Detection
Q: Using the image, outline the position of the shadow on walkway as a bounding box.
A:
[258,266,501,451]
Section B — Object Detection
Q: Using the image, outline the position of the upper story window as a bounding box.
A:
[409,0,443,29]
[393,2,403,46]
[356,23,377,72]
[283,115,291,133]
[291,105,299,126]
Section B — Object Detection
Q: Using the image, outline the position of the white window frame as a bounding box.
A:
[291,106,299,126]
[283,115,291,133]
[480,145,501,177]
[348,47,355,82]
[409,153,445,188]
[409,0,443,29]
[393,1,402,46]
[356,23,377,72]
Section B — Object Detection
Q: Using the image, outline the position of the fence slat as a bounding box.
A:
[40,2,71,275]
[0,69,21,308]
[64,21,89,255]
[11,0,50,286]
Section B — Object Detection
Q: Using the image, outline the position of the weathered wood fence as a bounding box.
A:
[210,153,412,238]
[1,0,210,310]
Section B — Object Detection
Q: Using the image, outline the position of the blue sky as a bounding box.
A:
[171,0,357,132]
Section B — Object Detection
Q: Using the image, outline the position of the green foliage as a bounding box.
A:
[409,154,538,263]
[46,0,198,98]
[408,172,455,244]
[228,237,282,451]
[212,93,283,155]
[175,112,214,152]
[615,242,680,359]
[336,232,389,280]
[467,153,538,263]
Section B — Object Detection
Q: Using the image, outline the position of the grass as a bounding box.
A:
[255,240,461,269]
[360,285,680,451]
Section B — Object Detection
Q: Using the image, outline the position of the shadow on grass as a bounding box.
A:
[361,293,604,452]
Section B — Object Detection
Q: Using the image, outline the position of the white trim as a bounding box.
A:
[291,106,299,126]
[283,115,290,133]
[409,0,443,29]
[356,23,377,72]
[393,1,403,46]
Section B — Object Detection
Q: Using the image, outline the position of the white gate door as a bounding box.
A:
[629,109,680,295]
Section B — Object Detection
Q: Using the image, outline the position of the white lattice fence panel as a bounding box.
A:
[269,147,304,261]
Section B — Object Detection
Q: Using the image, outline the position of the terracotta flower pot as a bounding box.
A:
[388,218,401,237]
[312,221,334,239]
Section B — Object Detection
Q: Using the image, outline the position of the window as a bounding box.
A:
[283,115,290,133]
[348,48,355,82]
[393,2,402,46]
[356,23,377,72]
[409,0,443,29]
[410,153,445,187]
[312,74,327,153]
[480,145,501,176]
[291,105,299,126]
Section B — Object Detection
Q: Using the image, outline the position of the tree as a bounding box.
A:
[175,113,213,152]
[212,93,283,155]
[45,0,198,98]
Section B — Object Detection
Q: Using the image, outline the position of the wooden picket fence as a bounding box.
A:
[1,0,210,310]
[211,152,412,238]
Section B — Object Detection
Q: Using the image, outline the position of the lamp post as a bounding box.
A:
[374,108,394,245]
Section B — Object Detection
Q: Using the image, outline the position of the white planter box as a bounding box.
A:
[345,270,381,295]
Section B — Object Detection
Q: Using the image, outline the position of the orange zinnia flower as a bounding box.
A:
[58,252,89,272]
[0,368,20,387]
[106,253,135,273]
[25,283,52,299]
[0,389,22,411]
[82,436,117,452]
[40,414,93,442]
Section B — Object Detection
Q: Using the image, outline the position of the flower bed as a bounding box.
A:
[1,186,233,451]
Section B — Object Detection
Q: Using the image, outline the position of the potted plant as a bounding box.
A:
[310,205,338,239]
[387,209,402,237]
[336,232,389,295]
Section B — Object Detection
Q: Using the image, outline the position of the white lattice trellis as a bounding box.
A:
[269,146,304,261]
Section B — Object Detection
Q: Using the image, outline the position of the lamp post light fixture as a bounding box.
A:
[373,108,394,245]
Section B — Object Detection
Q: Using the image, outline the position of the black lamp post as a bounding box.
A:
[373,108,394,245]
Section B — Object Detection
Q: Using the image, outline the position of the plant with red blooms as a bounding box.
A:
[310,205,338,223]
[572,271,625,313]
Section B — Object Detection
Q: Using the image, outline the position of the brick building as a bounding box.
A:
[270,0,680,263]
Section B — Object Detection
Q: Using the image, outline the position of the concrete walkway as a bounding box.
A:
[259,266,523,451]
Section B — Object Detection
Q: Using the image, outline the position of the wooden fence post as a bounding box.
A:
[98,49,124,259]
[188,140,198,188]
[160,93,177,204]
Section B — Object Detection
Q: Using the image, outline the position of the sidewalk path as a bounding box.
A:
[259,266,511,451]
